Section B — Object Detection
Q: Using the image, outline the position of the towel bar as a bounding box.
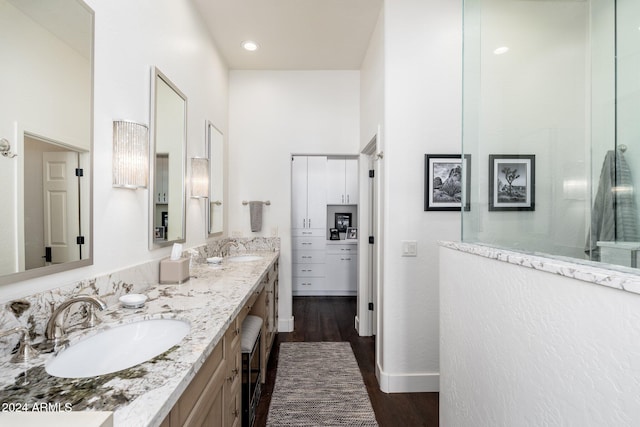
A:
[242,200,270,206]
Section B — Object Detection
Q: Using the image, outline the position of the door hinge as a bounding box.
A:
[43,247,52,263]
[369,236,374,244]
[368,302,374,311]
[76,236,85,245]
[75,168,84,177]
[369,169,374,178]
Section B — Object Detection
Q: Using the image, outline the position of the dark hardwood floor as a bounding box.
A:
[255,296,439,426]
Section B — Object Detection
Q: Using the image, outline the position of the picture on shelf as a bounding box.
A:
[329,228,340,240]
[346,227,358,239]
[335,213,352,232]
[154,226,165,239]
[489,154,535,211]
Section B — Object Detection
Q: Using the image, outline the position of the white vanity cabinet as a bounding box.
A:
[325,241,358,295]
[291,156,327,230]
[326,157,358,205]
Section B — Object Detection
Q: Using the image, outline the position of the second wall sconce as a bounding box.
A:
[191,157,209,199]
[112,120,149,189]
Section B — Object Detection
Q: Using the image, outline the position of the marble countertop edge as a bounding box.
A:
[439,241,640,295]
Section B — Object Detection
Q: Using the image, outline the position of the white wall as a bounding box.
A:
[440,246,640,426]
[378,0,462,392]
[0,0,228,302]
[228,70,360,331]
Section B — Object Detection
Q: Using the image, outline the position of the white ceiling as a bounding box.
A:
[191,0,383,70]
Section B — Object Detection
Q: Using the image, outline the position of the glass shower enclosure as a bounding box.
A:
[462,0,640,269]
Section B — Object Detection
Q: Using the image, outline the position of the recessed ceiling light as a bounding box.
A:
[493,46,509,55]
[242,40,259,52]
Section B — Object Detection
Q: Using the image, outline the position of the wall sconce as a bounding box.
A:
[112,120,149,189]
[191,157,209,199]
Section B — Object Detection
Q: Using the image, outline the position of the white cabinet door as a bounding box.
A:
[325,253,357,294]
[326,158,358,205]
[306,156,327,229]
[291,156,308,229]
[326,158,345,204]
[344,158,358,205]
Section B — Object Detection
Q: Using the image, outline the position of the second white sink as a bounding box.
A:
[45,318,190,378]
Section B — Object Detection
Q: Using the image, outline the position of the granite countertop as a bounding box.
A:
[0,251,279,427]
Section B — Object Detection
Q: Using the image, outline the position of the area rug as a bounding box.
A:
[266,342,378,426]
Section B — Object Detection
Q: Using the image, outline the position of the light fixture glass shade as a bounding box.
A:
[113,120,149,189]
[191,157,209,199]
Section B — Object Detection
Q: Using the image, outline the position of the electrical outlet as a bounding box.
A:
[271,226,279,236]
[231,230,243,238]
[401,240,417,257]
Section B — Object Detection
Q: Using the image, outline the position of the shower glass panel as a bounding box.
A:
[462,0,640,269]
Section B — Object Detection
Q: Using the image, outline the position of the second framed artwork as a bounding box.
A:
[424,154,471,211]
[488,154,535,211]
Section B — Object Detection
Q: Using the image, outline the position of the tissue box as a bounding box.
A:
[159,257,190,284]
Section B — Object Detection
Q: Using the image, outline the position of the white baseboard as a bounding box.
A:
[278,316,294,333]
[376,362,439,393]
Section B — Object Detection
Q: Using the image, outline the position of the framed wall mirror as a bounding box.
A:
[0,0,94,286]
[206,121,224,236]
[149,67,187,249]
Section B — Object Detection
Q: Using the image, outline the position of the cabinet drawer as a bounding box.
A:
[292,228,325,237]
[293,277,326,290]
[326,243,358,255]
[292,250,326,264]
[292,236,327,250]
[293,263,326,277]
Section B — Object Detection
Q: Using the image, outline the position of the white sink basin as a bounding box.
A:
[45,318,190,378]
[227,255,263,262]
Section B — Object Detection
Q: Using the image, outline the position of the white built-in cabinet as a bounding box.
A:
[155,154,169,204]
[292,155,358,296]
[326,158,358,205]
[291,156,327,230]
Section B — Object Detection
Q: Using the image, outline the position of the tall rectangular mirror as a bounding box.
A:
[207,121,224,236]
[0,0,93,285]
[149,67,187,249]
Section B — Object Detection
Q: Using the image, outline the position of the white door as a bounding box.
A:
[368,154,378,335]
[43,151,81,264]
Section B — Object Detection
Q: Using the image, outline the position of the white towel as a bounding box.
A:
[250,201,263,232]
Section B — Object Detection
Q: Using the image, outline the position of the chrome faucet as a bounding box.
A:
[219,241,239,257]
[45,295,107,346]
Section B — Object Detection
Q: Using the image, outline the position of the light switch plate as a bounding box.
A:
[401,240,417,257]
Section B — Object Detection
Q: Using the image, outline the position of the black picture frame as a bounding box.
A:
[335,213,352,232]
[488,154,535,211]
[424,154,471,211]
[329,228,340,240]
[346,227,358,239]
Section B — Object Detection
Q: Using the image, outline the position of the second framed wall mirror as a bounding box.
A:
[149,67,187,249]
[207,121,224,236]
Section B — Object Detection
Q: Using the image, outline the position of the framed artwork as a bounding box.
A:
[346,227,358,239]
[329,228,340,240]
[424,154,471,211]
[335,213,352,232]
[489,154,535,211]
[154,226,165,239]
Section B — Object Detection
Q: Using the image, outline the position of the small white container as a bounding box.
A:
[119,294,148,309]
